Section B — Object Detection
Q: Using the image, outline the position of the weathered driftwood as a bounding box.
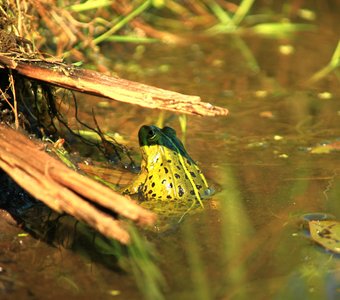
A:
[0,124,156,244]
[0,54,228,116]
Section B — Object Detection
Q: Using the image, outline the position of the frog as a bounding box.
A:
[123,125,212,205]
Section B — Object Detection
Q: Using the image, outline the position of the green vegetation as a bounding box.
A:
[309,40,340,83]
[13,0,314,65]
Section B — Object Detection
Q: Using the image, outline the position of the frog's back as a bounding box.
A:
[141,144,209,201]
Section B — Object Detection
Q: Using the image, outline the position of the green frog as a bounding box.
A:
[123,125,212,206]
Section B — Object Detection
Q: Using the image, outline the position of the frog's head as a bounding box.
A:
[138,125,192,162]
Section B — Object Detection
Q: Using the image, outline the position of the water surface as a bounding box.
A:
[1,3,340,300]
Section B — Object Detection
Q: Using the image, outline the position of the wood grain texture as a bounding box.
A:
[0,54,228,116]
[0,124,156,244]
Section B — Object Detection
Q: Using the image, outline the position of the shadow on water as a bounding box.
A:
[1,2,340,300]
[0,173,163,300]
[0,171,113,255]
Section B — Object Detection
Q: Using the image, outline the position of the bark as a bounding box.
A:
[0,54,228,116]
[0,124,156,244]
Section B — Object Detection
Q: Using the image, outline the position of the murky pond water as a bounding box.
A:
[1,3,340,300]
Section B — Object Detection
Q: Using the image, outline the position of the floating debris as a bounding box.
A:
[317,91,333,100]
[309,220,340,254]
[279,44,294,55]
[310,141,340,154]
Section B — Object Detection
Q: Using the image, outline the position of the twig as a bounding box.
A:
[8,71,20,129]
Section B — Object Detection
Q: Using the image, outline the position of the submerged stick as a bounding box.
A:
[0,54,228,116]
[0,124,156,244]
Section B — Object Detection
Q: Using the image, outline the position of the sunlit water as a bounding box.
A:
[1,4,340,300]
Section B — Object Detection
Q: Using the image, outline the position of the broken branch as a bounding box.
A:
[0,124,156,244]
[0,54,228,117]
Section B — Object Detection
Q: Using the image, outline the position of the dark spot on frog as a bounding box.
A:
[176,165,181,170]
[169,183,173,188]
[174,173,180,179]
[190,190,195,195]
[167,159,172,163]
[144,185,147,192]
[167,195,172,199]
[162,179,167,184]
[148,190,153,194]
[160,163,163,166]
[185,174,188,180]
[152,193,156,198]
[196,184,202,189]
[151,182,155,188]
[178,185,184,197]
[190,171,196,177]
[164,167,169,174]
[187,159,192,166]
[149,175,153,179]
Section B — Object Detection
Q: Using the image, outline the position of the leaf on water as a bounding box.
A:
[310,141,340,154]
[309,220,340,253]
[259,111,274,119]
[310,145,333,154]
[108,290,121,296]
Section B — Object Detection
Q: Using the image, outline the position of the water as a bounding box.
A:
[1,3,340,300]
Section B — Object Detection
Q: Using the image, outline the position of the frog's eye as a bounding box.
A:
[147,128,157,140]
